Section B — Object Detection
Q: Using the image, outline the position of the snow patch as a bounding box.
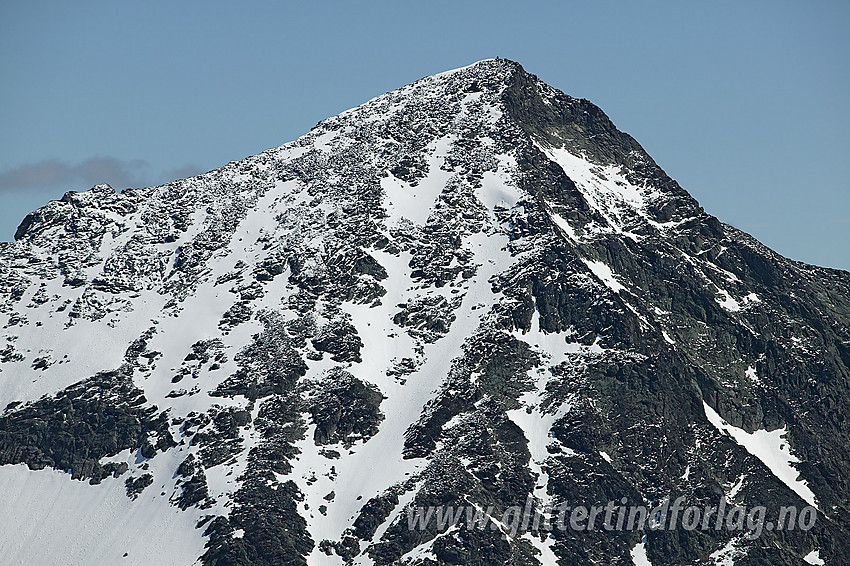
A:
[522,532,559,566]
[727,474,746,500]
[710,538,745,566]
[703,402,818,508]
[548,206,577,240]
[382,135,456,226]
[631,538,652,566]
[539,144,669,239]
[583,260,626,293]
[715,290,741,312]
[0,461,206,566]
[745,365,760,384]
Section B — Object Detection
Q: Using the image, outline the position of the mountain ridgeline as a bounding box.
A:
[0,59,848,566]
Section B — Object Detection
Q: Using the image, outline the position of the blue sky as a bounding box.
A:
[1,1,848,269]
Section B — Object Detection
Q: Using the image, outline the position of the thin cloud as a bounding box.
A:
[0,156,202,193]
[0,158,79,191]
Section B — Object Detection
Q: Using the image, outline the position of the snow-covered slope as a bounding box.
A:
[1,59,848,566]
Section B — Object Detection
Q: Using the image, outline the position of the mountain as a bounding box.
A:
[1,59,848,566]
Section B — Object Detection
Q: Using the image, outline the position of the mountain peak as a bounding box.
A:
[1,61,848,566]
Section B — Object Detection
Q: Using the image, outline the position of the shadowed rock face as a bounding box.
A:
[1,59,848,565]
[0,369,173,483]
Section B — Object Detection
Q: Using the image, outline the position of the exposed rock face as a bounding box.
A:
[307,368,384,446]
[0,369,173,483]
[1,59,848,565]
